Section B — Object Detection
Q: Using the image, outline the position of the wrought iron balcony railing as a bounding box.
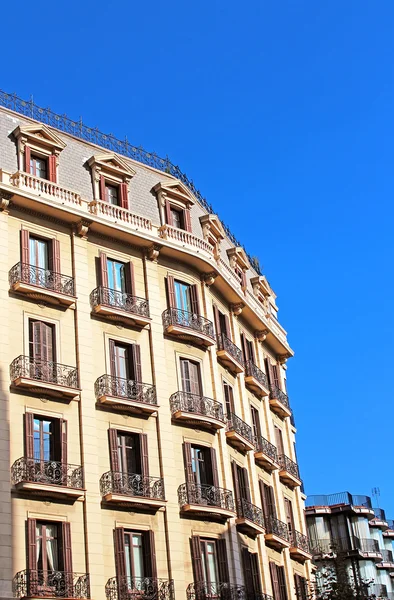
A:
[290,530,311,554]
[170,391,224,422]
[380,550,394,562]
[227,412,254,445]
[95,375,157,406]
[245,360,268,388]
[187,582,247,600]
[254,435,278,463]
[269,384,290,409]
[237,498,265,529]
[278,454,300,480]
[10,355,79,388]
[105,576,174,600]
[162,308,215,339]
[178,482,234,512]
[305,492,372,509]
[11,457,83,489]
[9,262,75,296]
[13,570,90,599]
[216,332,244,367]
[265,516,290,542]
[100,471,165,500]
[90,286,150,317]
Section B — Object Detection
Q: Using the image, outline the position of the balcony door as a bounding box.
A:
[37,523,60,575]
[284,498,295,539]
[107,258,126,294]
[274,426,285,457]
[109,341,142,397]
[242,548,262,600]
[117,432,141,476]
[250,406,261,441]
[29,237,49,273]
[99,253,135,306]
[260,481,277,526]
[114,528,157,590]
[108,429,149,495]
[231,462,251,512]
[201,540,220,591]
[190,536,229,595]
[223,382,234,418]
[183,443,219,505]
[180,359,202,411]
[174,281,192,313]
[29,319,56,382]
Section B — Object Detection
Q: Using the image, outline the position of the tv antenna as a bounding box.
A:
[372,487,380,507]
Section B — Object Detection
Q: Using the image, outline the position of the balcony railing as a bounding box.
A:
[170,391,224,422]
[278,454,300,480]
[380,550,394,562]
[245,360,268,388]
[178,482,234,512]
[10,171,83,207]
[9,262,75,296]
[237,498,265,529]
[269,385,290,409]
[305,492,372,508]
[374,508,387,520]
[369,584,388,598]
[11,457,83,489]
[290,530,311,554]
[310,536,380,555]
[265,516,290,542]
[187,582,247,600]
[254,436,278,463]
[95,375,157,406]
[227,413,254,445]
[387,520,394,530]
[216,332,244,367]
[105,577,174,600]
[10,355,79,388]
[100,471,165,500]
[90,286,150,317]
[158,224,214,256]
[13,570,90,599]
[162,308,215,339]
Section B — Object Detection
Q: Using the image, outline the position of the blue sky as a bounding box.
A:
[3,1,394,513]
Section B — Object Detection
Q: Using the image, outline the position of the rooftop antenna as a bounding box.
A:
[372,487,380,508]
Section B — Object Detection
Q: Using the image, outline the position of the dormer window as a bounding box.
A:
[227,246,250,292]
[251,276,277,316]
[30,155,47,179]
[170,205,184,229]
[13,124,66,184]
[154,180,195,233]
[89,152,136,210]
[200,214,224,261]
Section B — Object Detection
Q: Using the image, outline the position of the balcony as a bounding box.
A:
[187,582,246,600]
[9,262,75,307]
[216,332,244,374]
[377,550,394,570]
[11,457,84,500]
[305,492,374,517]
[370,508,389,530]
[90,286,150,328]
[95,375,158,415]
[10,356,80,400]
[244,361,269,397]
[254,436,279,472]
[236,498,265,537]
[269,385,291,418]
[170,391,225,431]
[289,530,312,562]
[264,516,291,550]
[100,471,166,510]
[162,308,215,347]
[225,412,255,452]
[369,585,388,599]
[158,223,215,261]
[310,536,382,561]
[13,569,90,599]
[278,454,301,489]
[178,482,235,521]
[384,521,394,538]
[105,576,174,600]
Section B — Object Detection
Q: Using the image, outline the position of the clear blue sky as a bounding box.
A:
[3,1,394,513]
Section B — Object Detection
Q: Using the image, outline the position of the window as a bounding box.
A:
[274,426,285,456]
[29,237,49,271]
[105,183,119,205]
[34,417,57,462]
[98,253,135,302]
[154,180,194,232]
[174,281,192,312]
[29,319,56,365]
[124,532,144,580]
[260,482,277,521]
[26,518,72,582]
[166,276,200,316]
[190,536,229,590]
[242,548,262,599]
[284,497,295,535]
[180,358,202,397]
[109,341,141,385]
[269,563,288,600]
[108,429,149,478]
[30,155,48,179]
[170,206,184,229]
[231,462,251,504]
[14,124,65,184]
[201,540,219,588]
[107,259,126,293]
[36,522,59,573]
[99,174,128,208]
[265,359,281,390]
[294,575,308,600]
[183,442,218,489]
[213,305,231,339]
[20,230,61,284]
[240,333,255,363]
[250,406,261,440]
[223,382,234,417]
[114,528,156,583]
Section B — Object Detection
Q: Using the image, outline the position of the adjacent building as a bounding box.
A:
[306,492,394,599]
[0,91,312,600]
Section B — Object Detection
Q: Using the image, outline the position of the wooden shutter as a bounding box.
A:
[209,447,219,487]
[277,566,288,600]
[99,252,109,288]
[20,229,30,265]
[42,323,55,363]
[224,315,231,338]
[27,518,37,570]
[247,339,256,363]
[189,361,202,396]
[140,434,149,477]
[241,270,247,290]
[131,344,142,383]
[216,538,230,583]
[231,462,240,504]
[48,155,57,183]
[213,305,221,336]
[119,182,128,209]
[265,358,274,386]
[284,498,295,534]
[267,485,277,519]
[125,262,135,296]
[250,552,262,595]
[274,427,285,456]
[241,467,251,502]
[190,536,203,582]
[166,275,176,308]
[61,522,73,573]
[61,419,68,465]
[242,548,253,596]
[24,146,31,173]
[183,443,194,483]
[114,527,127,579]
[49,239,61,274]
[143,530,157,579]
[269,562,281,600]
[240,333,249,362]
[108,429,120,472]
[100,175,106,201]
[294,575,301,600]
[30,321,54,363]
[272,364,281,389]
[190,285,200,315]
[184,208,192,232]
[165,200,173,226]
[24,413,34,459]
[109,340,116,377]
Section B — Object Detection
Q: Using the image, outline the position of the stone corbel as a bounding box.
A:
[254,329,269,342]
[201,272,217,287]
[230,302,244,316]
[75,219,91,239]
[146,244,162,262]
[0,191,13,213]
[201,221,211,240]
[278,353,291,364]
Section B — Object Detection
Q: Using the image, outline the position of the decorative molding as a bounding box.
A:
[0,190,13,212]
[278,353,291,365]
[75,219,91,239]
[11,204,71,227]
[201,272,217,287]
[230,302,244,316]
[227,246,250,271]
[146,244,162,262]
[254,329,269,342]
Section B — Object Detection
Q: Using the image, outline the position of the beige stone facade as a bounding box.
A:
[0,101,312,600]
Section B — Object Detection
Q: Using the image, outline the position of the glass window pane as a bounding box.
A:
[132,535,144,579]
[125,536,132,582]
[207,543,218,586]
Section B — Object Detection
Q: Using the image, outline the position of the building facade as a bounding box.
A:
[306,492,394,599]
[0,92,312,600]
